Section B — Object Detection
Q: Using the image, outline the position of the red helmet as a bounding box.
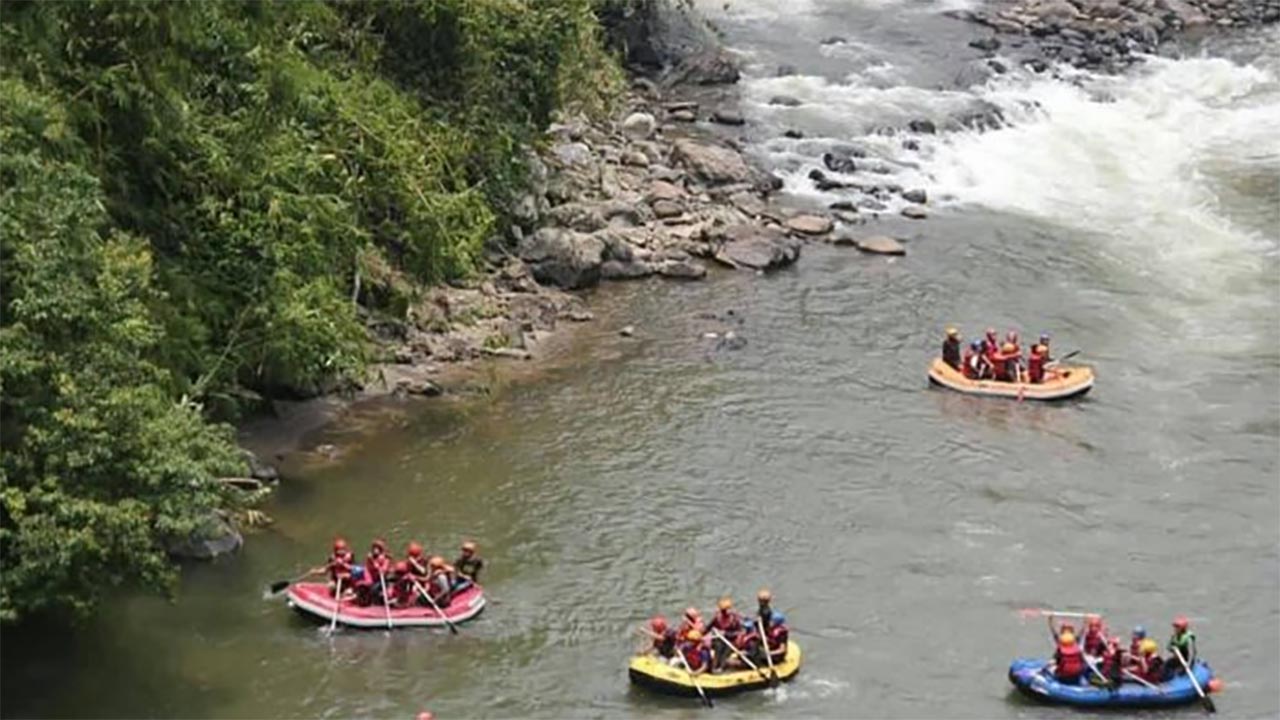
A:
[1173,615,1189,630]
[461,541,477,554]
[651,616,668,633]
[394,561,409,574]
[684,606,701,621]
[407,542,424,557]
[371,538,387,552]
[333,537,348,551]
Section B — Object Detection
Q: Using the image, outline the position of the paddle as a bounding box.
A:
[378,569,393,631]
[757,616,781,689]
[327,577,344,634]
[268,569,320,596]
[1174,646,1215,713]
[1122,668,1164,693]
[1081,651,1114,690]
[1045,350,1080,367]
[710,629,775,688]
[411,579,459,635]
[673,642,714,708]
[1018,608,1096,620]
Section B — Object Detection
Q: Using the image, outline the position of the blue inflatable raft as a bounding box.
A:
[1008,657,1216,708]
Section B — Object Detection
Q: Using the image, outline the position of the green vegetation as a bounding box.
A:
[0,0,621,623]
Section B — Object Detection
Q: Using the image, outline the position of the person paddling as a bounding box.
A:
[942,327,963,371]
[1052,631,1086,685]
[962,340,982,379]
[1166,616,1197,674]
[643,616,678,659]
[313,537,354,598]
[732,618,763,668]
[1099,635,1125,686]
[756,589,774,635]
[677,606,705,642]
[1137,638,1164,683]
[1027,343,1048,384]
[708,597,744,670]
[426,556,455,606]
[675,629,712,674]
[1082,614,1107,657]
[765,612,790,663]
[358,539,393,606]
[391,561,416,607]
[453,541,484,589]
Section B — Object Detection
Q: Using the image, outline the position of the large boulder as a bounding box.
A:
[167,512,243,561]
[713,225,801,271]
[621,112,657,140]
[672,139,756,187]
[546,202,607,232]
[518,228,606,289]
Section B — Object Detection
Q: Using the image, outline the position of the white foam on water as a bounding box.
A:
[911,55,1280,294]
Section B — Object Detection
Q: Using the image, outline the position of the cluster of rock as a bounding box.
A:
[957,0,1280,72]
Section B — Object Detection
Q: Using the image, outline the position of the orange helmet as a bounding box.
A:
[407,542,424,557]
[461,541,477,554]
[718,597,734,611]
[394,561,409,574]
[757,589,772,602]
[1001,342,1016,353]
[651,616,668,633]
[333,537,348,551]
[429,555,445,569]
[1173,615,1189,630]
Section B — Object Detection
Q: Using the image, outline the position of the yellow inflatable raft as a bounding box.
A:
[927,358,1094,400]
[628,642,802,697]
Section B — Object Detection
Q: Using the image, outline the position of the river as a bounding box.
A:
[5,1,1278,718]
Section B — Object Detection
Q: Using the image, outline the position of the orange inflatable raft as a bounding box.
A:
[927,358,1094,401]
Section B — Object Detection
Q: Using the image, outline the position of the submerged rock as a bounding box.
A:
[785,214,834,236]
[855,235,906,255]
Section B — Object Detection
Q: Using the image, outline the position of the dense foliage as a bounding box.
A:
[0,0,620,623]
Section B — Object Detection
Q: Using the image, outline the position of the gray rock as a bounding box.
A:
[517,228,605,289]
[823,152,857,174]
[546,202,607,232]
[901,205,929,219]
[902,188,928,204]
[776,63,799,77]
[666,48,741,86]
[970,36,1002,51]
[652,199,684,218]
[512,193,540,229]
[785,214,834,235]
[620,325,636,337]
[907,119,937,134]
[646,179,685,203]
[711,110,746,126]
[783,129,805,139]
[167,513,243,561]
[600,200,653,227]
[395,377,444,396]
[672,139,757,186]
[621,150,650,167]
[601,259,655,280]
[552,141,594,167]
[669,109,697,122]
[829,200,858,212]
[855,235,906,255]
[656,258,708,280]
[820,35,848,45]
[621,112,657,140]
[241,449,280,483]
[769,95,803,107]
[713,225,802,271]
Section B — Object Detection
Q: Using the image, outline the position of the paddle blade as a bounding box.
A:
[269,579,291,594]
[702,694,714,709]
[1203,696,1216,713]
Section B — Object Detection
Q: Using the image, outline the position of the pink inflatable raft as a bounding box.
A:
[286,582,486,629]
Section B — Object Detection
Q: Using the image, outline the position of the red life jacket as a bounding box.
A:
[1055,643,1084,680]
[735,628,759,652]
[365,553,392,582]
[328,551,353,581]
[1027,352,1045,384]
[682,643,709,671]
[677,619,705,642]
[1143,655,1164,683]
[710,610,743,636]
[767,625,789,655]
[1083,629,1105,657]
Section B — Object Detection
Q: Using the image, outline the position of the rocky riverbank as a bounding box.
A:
[955,0,1280,73]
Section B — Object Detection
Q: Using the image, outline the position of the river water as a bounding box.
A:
[5,2,1278,718]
